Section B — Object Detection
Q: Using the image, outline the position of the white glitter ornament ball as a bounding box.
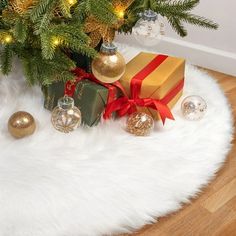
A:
[133,10,163,47]
[181,95,207,121]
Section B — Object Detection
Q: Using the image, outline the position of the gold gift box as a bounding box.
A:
[119,52,185,119]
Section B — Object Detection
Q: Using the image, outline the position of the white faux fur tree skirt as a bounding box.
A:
[0,46,234,236]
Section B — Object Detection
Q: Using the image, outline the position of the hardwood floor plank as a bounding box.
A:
[214,219,236,236]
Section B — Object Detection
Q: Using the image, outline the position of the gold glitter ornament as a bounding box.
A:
[51,96,82,133]
[91,42,126,83]
[126,112,154,136]
[8,111,36,139]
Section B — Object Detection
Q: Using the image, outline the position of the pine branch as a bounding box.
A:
[21,55,37,84]
[41,23,96,60]
[72,2,87,23]
[156,0,200,12]
[13,18,28,43]
[176,13,218,29]
[21,50,75,85]
[30,0,56,22]
[34,10,54,34]
[168,17,187,37]
[59,0,72,18]
[83,0,117,25]
[0,45,14,74]
[30,0,57,34]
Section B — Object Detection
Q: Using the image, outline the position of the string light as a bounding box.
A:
[52,37,61,46]
[67,0,77,6]
[117,10,125,19]
[4,35,13,44]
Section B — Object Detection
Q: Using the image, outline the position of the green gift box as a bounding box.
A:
[73,80,109,127]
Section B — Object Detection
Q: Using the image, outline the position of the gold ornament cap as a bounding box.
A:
[141,9,158,21]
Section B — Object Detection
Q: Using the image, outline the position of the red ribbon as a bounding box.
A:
[103,55,184,124]
[64,68,124,105]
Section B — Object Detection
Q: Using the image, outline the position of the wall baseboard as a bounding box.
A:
[116,34,236,76]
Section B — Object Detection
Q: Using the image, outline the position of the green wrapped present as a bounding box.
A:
[74,80,109,127]
[42,81,65,111]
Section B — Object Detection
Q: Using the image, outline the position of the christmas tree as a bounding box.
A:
[0,0,218,85]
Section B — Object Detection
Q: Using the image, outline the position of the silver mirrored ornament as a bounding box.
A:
[181,95,207,121]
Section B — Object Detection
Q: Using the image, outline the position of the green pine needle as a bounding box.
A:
[0,45,13,75]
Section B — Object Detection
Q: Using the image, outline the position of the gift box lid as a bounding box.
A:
[120,52,185,99]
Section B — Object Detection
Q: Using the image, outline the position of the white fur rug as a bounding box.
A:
[0,45,234,236]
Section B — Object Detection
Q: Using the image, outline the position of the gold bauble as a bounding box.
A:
[92,43,126,83]
[8,111,36,139]
[126,112,154,136]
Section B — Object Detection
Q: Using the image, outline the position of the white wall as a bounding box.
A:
[116,0,236,76]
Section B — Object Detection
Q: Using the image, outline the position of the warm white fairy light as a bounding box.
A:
[4,35,13,43]
[117,10,125,19]
[67,0,77,6]
[52,37,61,46]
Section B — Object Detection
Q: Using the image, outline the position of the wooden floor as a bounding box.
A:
[123,69,236,236]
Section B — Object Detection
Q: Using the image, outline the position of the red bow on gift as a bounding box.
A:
[103,96,175,124]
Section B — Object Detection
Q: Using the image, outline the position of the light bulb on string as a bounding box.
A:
[4,35,13,44]
[117,10,125,19]
[52,37,61,47]
[114,7,125,26]
[67,0,77,6]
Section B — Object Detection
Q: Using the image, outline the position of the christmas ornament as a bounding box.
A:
[91,42,126,83]
[51,96,82,133]
[133,9,164,47]
[181,95,207,121]
[126,112,154,136]
[8,111,36,139]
